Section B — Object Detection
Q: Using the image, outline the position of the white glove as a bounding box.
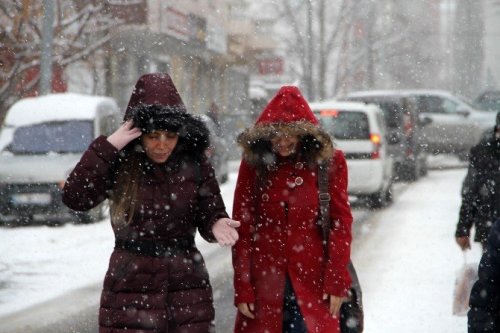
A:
[107,120,142,150]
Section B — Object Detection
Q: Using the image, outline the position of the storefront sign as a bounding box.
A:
[163,7,190,42]
[106,0,147,24]
[258,57,284,75]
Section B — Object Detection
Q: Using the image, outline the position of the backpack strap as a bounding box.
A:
[318,160,331,255]
[318,159,365,332]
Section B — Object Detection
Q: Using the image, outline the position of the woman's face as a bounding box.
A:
[271,134,299,157]
[142,130,179,164]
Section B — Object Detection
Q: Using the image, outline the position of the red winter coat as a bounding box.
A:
[232,86,353,333]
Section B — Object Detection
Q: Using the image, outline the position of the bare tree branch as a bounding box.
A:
[0,0,121,122]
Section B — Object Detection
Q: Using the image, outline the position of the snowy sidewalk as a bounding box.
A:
[352,168,481,332]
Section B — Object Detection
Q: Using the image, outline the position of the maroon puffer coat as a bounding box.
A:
[63,136,228,333]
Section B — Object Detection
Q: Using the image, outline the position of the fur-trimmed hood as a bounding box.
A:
[238,86,333,167]
[122,73,210,158]
[125,104,210,157]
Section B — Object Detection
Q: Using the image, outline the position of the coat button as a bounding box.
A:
[261,193,269,202]
[295,176,304,186]
[295,162,304,170]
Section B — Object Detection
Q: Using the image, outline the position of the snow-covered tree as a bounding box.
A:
[261,0,447,99]
[269,0,356,101]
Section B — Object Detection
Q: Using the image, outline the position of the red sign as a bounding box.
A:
[258,58,284,75]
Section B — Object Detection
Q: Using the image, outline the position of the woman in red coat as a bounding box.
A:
[232,86,353,333]
[63,73,239,332]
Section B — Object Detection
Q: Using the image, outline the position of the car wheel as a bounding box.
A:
[400,162,419,182]
[367,183,392,209]
[420,160,428,176]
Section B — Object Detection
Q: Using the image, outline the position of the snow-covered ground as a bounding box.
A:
[351,166,481,332]
[0,156,481,332]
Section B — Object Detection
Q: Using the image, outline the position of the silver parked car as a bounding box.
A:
[346,90,497,160]
[406,90,496,159]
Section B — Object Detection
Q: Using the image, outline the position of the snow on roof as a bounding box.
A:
[5,93,119,127]
[309,99,381,113]
[249,86,268,99]
[345,89,455,98]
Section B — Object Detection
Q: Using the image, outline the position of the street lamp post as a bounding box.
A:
[39,0,54,95]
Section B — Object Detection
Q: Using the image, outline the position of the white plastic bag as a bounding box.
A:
[452,261,478,316]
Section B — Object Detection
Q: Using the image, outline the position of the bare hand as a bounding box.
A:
[107,120,142,150]
[237,302,255,319]
[323,294,345,316]
[212,218,240,246]
[456,236,471,251]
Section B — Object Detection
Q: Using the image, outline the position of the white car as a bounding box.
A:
[310,100,394,208]
[0,93,121,225]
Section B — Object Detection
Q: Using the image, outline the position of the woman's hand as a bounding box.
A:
[456,236,471,250]
[212,218,240,246]
[107,120,142,150]
[323,294,345,316]
[237,302,255,319]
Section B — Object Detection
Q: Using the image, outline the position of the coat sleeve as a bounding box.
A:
[456,148,480,238]
[62,136,119,211]
[195,157,229,242]
[324,149,353,297]
[232,160,257,305]
[467,219,500,333]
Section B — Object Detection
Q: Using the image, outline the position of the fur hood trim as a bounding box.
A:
[237,120,334,167]
[125,104,210,158]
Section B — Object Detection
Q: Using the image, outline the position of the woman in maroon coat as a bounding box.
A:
[232,86,353,333]
[63,73,239,333]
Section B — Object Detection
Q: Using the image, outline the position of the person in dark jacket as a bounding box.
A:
[468,218,500,332]
[62,73,240,333]
[456,112,500,251]
[232,86,353,333]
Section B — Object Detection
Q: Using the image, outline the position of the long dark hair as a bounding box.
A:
[108,104,211,226]
[109,143,144,226]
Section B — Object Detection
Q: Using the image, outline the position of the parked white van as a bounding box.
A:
[0,93,121,225]
[310,100,394,208]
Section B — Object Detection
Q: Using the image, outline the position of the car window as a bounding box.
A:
[475,92,500,111]
[374,101,403,128]
[441,98,461,113]
[316,110,370,140]
[7,120,94,154]
[344,97,402,129]
[419,96,458,113]
[376,112,386,133]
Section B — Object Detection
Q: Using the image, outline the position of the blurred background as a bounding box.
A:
[2,0,499,158]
